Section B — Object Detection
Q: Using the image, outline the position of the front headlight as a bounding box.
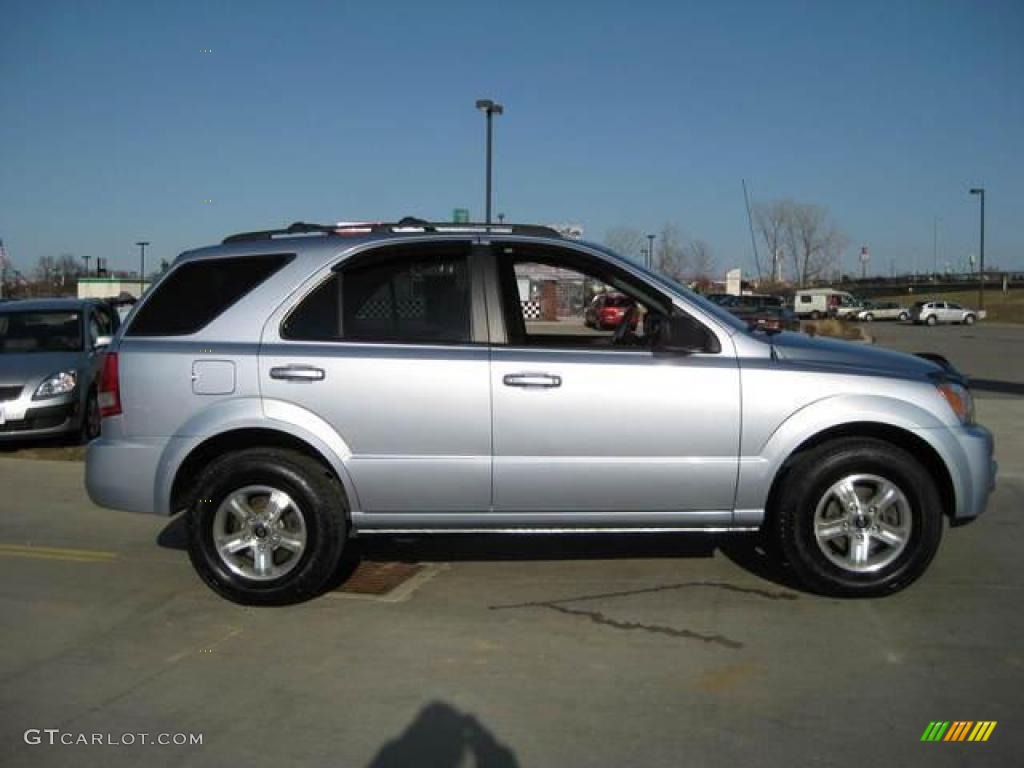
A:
[33,370,78,400]
[936,380,975,425]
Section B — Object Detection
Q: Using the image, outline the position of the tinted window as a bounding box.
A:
[128,254,292,336]
[0,311,82,354]
[283,246,471,343]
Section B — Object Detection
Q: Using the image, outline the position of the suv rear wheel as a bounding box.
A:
[187,447,348,605]
[775,438,943,596]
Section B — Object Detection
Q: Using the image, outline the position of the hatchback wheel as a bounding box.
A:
[775,438,942,596]
[80,390,101,443]
[187,448,348,605]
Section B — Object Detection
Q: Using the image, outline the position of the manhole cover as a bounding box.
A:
[335,561,424,596]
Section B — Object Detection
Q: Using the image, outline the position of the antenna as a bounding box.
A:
[742,180,763,281]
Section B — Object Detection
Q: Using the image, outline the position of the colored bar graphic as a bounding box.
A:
[922,721,996,742]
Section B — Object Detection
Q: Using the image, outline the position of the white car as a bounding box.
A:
[910,300,983,326]
[855,301,910,322]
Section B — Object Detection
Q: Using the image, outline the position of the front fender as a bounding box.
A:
[734,394,966,522]
[153,397,360,514]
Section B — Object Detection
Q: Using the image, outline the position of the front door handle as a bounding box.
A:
[502,372,562,388]
[270,365,325,382]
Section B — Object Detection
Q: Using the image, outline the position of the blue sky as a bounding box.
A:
[1,0,1022,276]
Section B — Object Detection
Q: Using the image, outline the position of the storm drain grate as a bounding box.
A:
[335,561,425,596]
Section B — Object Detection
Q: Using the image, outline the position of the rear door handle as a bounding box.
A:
[270,365,325,382]
[502,372,562,388]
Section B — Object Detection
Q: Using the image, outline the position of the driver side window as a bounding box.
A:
[497,244,666,350]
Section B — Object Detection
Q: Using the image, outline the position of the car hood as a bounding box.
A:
[0,351,86,387]
[768,331,943,378]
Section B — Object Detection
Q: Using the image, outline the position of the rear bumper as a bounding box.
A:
[85,435,165,514]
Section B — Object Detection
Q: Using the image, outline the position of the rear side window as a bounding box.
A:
[127,254,292,336]
[282,244,471,344]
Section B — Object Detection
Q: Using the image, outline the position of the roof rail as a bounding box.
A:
[222,218,564,244]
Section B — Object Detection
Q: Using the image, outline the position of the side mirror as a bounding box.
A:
[655,314,720,355]
[94,335,112,349]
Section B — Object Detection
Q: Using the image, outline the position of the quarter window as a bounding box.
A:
[283,245,472,344]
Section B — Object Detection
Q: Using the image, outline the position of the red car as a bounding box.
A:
[584,292,638,330]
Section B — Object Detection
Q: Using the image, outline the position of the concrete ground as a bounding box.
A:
[0,324,1021,767]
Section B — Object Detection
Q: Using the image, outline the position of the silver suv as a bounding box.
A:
[86,220,996,604]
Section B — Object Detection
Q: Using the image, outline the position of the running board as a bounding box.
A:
[355,526,761,535]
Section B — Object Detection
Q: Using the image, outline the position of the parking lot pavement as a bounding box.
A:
[866,321,1024,399]
[0,394,1020,768]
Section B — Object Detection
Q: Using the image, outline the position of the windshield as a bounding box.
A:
[0,311,83,354]
[590,244,749,333]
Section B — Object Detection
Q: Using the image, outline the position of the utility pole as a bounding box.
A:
[932,217,940,278]
[646,234,655,270]
[969,188,985,309]
[82,255,92,276]
[136,241,149,294]
[475,99,504,224]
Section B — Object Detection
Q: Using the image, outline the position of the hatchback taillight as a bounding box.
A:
[98,352,121,418]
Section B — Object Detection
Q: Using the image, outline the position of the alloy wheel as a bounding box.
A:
[212,485,308,581]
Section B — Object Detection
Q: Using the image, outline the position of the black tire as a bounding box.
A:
[926,315,937,326]
[964,314,976,326]
[187,447,348,605]
[775,438,943,597]
[898,312,909,322]
[80,389,100,443]
[810,310,821,320]
[863,313,874,322]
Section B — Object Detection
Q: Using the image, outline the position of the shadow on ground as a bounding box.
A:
[368,701,519,768]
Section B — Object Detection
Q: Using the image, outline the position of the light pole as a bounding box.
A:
[475,99,504,224]
[646,234,655,270]
[136,241,149,294]
[969,188,985,309]
[932,217,940,277]
[82,255,92,276]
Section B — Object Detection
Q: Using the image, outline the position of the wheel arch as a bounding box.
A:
[169,427,355,517]
[762,421,956,532]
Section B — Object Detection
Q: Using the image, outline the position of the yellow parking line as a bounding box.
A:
[0,544,118,563]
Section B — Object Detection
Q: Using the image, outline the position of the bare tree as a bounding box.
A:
[785,203,846,287]
[753,199,792,282]
[685,239,715,281]
[603,226,646,262]
[655,223,688,282]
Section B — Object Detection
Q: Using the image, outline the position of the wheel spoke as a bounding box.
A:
[253,545,273,576]
[815,518,847,541]
[849,534,872,565]
[264,490,292,524]
[277,534,304,553]
[869,481,899,513]
[833,478,862,514]
[228,496,253,522]
[872,522,906,550]
[217,535,250,555]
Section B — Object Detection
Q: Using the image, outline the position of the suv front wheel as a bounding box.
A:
[775,438,943,596]
[187,448,348,605]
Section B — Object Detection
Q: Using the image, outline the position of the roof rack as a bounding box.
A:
[222,218,564,244]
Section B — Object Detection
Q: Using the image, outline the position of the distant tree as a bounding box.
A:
[753,199,793,282]
[655,223,688,282]
[784,203,846,287]
[685,239,715,281]
[604,226,646,262]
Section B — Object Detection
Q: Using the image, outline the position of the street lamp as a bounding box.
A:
[969,188,985,310]
[475,99,504,224]
[136,241,149,294]
[646,234,655,270]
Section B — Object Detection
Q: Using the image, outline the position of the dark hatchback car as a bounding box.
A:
[584,292,638,330]
[0,298,119,442]
[715,293,798,332]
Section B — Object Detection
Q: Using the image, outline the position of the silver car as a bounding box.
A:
[911,300,981,326]
[1,298,118,442]
[85,220,997,604]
